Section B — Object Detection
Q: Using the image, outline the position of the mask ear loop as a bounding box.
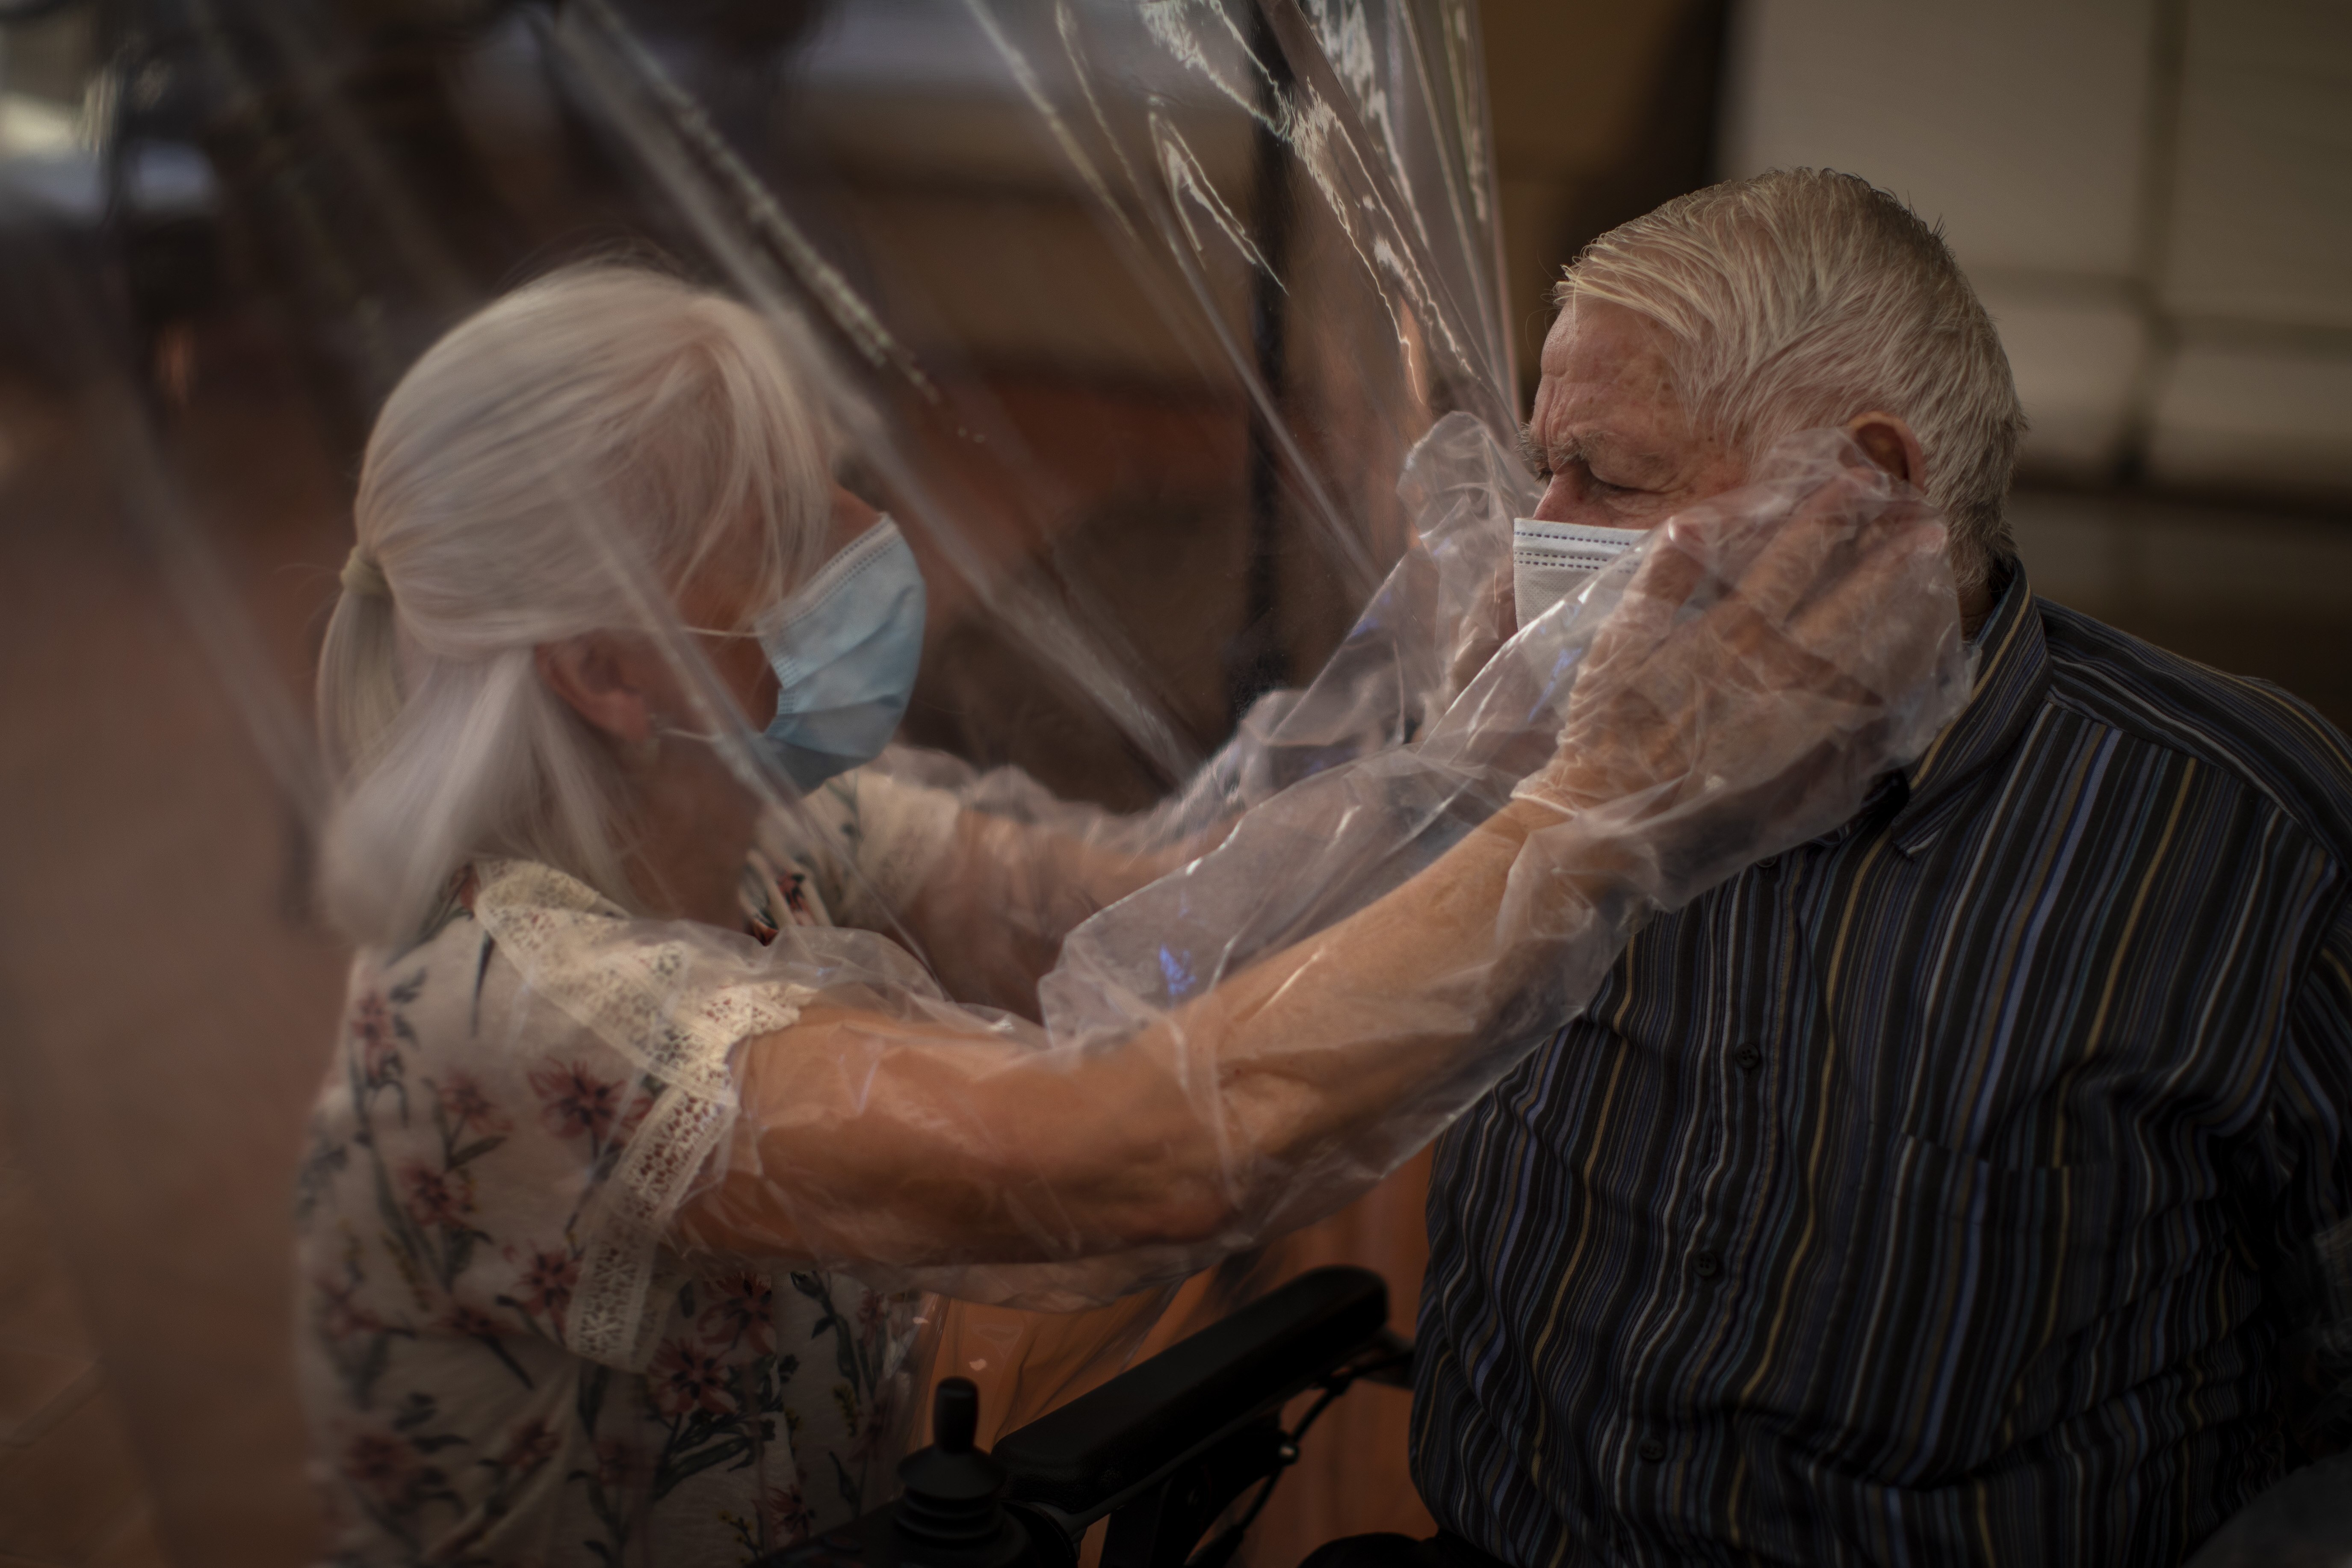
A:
[543,464,951,985]
[652,626,757,745]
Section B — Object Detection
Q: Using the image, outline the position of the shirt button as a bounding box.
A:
[1692,1250,1722,1279]
[1734,1043,1763,1072]
[1638,1436,1667,1462]
[1756,854,1779,870]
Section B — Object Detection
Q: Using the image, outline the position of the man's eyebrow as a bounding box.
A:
[1518,424,1582,474]
[1527,425,1679,484]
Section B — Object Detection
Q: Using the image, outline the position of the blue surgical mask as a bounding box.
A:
[747,517,927,792]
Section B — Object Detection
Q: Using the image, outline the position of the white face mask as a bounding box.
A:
[1511,517,1649,628]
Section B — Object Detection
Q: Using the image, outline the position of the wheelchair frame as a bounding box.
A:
[757,1266,1409,1568]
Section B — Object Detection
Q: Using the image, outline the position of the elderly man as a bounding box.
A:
[1339,169,2352,1565]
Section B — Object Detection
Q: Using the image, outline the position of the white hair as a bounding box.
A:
[1556,168,2026,596]
[316,266,836,949]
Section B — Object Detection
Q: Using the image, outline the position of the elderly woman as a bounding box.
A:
[293,266,1960,1565]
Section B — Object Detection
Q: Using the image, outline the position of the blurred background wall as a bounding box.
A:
[0,3,2343,1567]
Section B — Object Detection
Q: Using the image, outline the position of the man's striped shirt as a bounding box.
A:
[1412,562,2352,1565]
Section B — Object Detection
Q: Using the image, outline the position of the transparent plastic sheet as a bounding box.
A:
[0,3,1978,1563]
[532,0,1516,800]
[663,425,1972,1305]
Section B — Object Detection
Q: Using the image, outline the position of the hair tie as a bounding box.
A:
[340,546,391,601]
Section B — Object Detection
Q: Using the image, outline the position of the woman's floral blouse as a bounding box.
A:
[295,769,959,1566]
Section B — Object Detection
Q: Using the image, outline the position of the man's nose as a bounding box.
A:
[1530,472,1579,523]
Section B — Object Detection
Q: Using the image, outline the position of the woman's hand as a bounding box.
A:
[1442,560,1518,707]
[1527,448,1958,845]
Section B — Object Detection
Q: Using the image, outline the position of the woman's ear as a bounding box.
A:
[535,635,655,743]
[1844,411,1927,491]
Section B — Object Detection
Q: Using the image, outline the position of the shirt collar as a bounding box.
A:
[1880,557,2051,856]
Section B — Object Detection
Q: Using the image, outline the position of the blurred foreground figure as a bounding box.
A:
[291,262,1968,1564]
[1360,171,2352,1566]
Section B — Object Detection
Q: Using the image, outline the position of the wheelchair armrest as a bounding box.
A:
[994,1265,1389,1526]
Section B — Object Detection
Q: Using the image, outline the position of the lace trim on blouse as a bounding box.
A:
[470,858,810,1370]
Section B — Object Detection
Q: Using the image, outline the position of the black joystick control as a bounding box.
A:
[891,1379,1033,1568]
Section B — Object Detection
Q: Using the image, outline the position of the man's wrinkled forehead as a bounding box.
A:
[1537,296,1682,402]
[1528,299,1691,464]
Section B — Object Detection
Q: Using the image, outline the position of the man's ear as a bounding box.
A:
[1845,411,1927,491]
[535,635,654,743]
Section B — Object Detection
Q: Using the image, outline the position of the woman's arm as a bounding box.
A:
[673,456,1967,1286]
[676,790,1590,1267]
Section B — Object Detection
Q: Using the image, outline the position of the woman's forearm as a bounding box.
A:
[687,794,1616,1270]
[1145,797,1596,1177]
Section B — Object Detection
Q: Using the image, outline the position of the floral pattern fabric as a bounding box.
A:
[295,770,959,1566]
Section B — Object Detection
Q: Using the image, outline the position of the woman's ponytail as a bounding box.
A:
[316,556,403,782]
